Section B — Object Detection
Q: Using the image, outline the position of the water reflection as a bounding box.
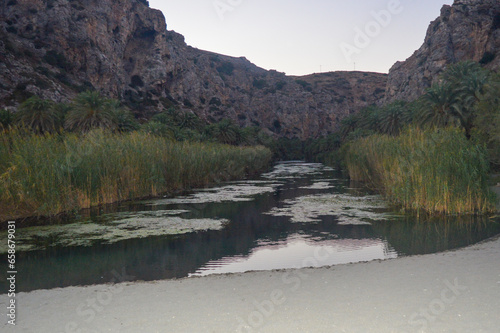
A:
[1,162,499,293]
[190,235,397,277]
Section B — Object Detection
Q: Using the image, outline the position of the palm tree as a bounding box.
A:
[357,106,382,132]
[16,96,60,133]
[207,119,240,145]
[177,112,201,130]
[443,61,490,139]
[0,109,13,130]
[379,102,406,136]
[339,114,360,141]
[65,91,116,132]
[474,73,500,167]
[418,82,460,128]
[141,121,174,139]
[108,99,139,132]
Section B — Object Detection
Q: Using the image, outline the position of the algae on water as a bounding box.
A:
[0,215,229,253]
[145,183,280,205]
[265,193,393,225]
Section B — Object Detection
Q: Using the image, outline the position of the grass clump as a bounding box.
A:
[343,127,496,215]
[0,128,272,220]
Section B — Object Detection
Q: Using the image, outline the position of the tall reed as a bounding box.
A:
[343,127,496,215]
[0,128,272,220]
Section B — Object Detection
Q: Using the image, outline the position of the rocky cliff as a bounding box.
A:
[0,0,387,139]
[385,0,500,102]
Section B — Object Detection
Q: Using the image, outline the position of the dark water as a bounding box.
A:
[1,162,499,292]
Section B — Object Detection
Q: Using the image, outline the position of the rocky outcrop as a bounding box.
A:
[0,0,387,139]
[385,0,500,102]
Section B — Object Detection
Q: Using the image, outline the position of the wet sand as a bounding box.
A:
[2,234,500,333]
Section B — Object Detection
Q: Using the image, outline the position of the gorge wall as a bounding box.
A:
[385,0,500,102]
[0,0,386,139]
[1,0,499,138]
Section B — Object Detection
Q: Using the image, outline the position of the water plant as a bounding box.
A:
[343,127,496,215]
[0,128,272,221]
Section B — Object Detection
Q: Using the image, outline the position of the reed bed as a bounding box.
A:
[343,127,496,215]
[0,129,272,220]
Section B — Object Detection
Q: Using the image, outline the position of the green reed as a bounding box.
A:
[343,127,496,215]
[0,128,272,220]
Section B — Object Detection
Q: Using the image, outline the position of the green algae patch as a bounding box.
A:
[265,193,394,224]
[145,183,280,205]
[0,215,229,253]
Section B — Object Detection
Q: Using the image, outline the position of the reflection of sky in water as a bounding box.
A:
[190,235,398,277]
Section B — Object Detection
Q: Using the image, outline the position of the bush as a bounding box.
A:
[216,61,235,76]
[253,79,267,90]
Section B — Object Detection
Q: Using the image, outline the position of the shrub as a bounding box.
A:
[253,79,267,90]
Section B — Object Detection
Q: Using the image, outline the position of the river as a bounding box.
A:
[1,162,499,292]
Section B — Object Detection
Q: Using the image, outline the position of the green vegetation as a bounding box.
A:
[1,91,276,221]
[0,109,13,129]
[3,60,498,219]
[216,61,235,76]
[0,129,272,220]
[252,79,267,90]
[343,127,496,215]
[65,91,120,132]
[474,72,500,168]
[16,96,60,133]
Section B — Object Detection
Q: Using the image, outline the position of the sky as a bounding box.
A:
[148,0,454,76]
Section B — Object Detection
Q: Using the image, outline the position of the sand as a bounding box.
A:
[2,234,500,333]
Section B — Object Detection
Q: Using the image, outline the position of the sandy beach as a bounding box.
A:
[2,232,500,333]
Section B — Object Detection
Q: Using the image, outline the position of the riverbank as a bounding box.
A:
[3,234,499,332]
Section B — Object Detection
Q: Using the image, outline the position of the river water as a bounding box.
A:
[1,162,499,292]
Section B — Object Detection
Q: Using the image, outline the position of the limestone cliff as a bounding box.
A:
[385,0,500,102]
[0,0,387,139]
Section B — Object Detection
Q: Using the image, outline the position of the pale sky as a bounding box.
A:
[148,0,454,76]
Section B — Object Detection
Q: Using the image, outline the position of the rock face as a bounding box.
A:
[3,0,497,137]
[0,0,387,139]
[385,0,500,102]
